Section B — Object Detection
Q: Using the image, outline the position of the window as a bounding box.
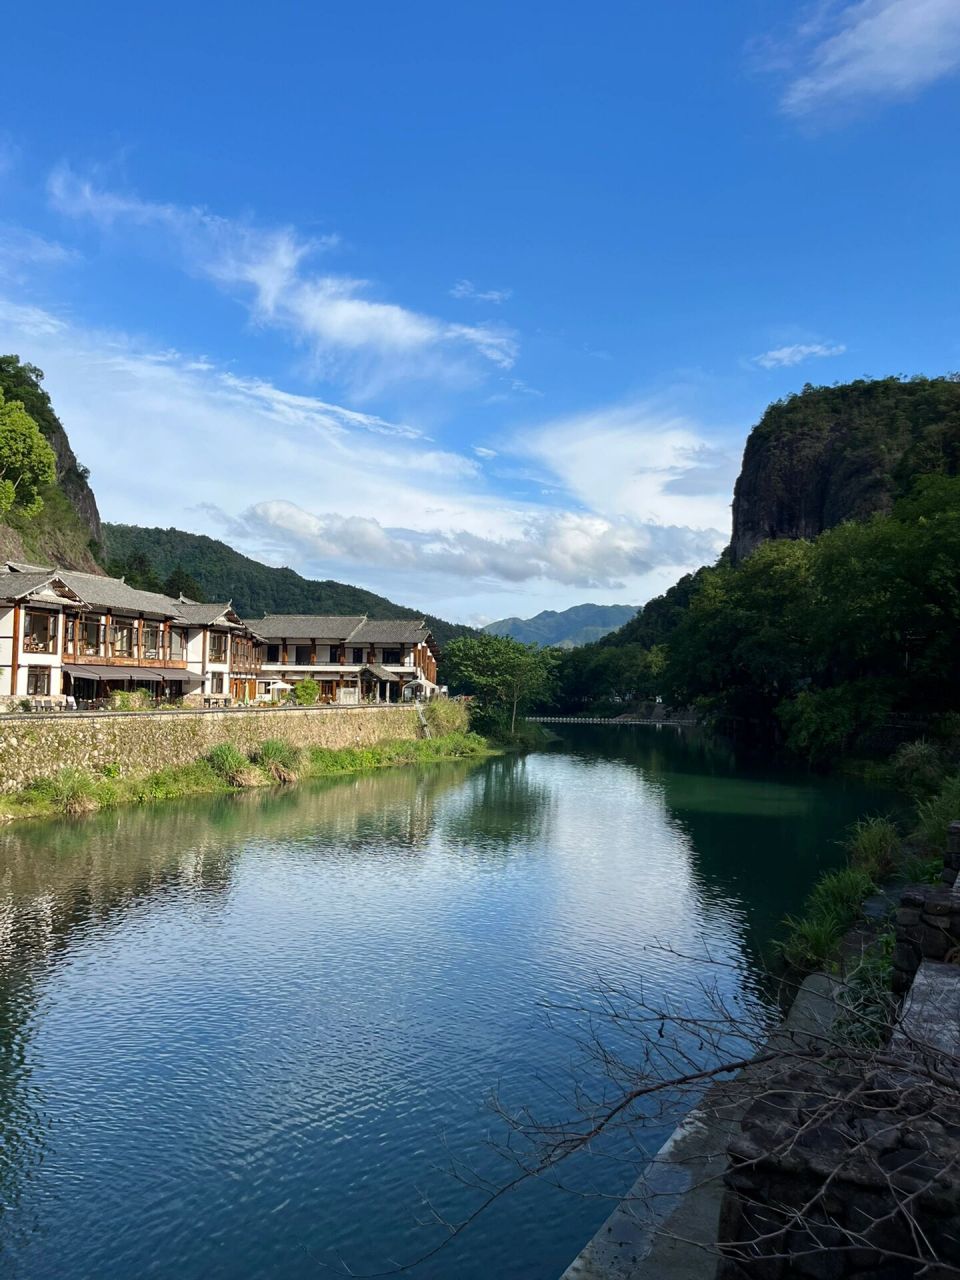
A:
[352,647,364,664]
[80,620,102,656]
[111,622,135,657]
[381,648,402,665]
[266,644,280,663]
[170,629,186,661]
[210,673,224,694]
[26,666,51,696]
[329,645,341,663]
[208,631,228,663]
[23,611,57,654]
[294,644,312,665]
[143,624,161,659]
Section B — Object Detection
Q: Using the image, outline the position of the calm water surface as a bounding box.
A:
[0,727,889,1279]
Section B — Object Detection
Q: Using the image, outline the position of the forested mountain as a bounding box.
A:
[730,375,960,563]
[103,524,477,648]
[0,356,102,571]
[551,375,960,757]
[484,603,637,648]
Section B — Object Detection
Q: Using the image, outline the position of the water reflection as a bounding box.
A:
[0,734,889,1280]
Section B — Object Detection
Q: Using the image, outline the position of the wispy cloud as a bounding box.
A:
[48,165,518,393]
[776,0,960,117]
[450,279,512,304]
[0,225,78,278]
[752,341,846,368]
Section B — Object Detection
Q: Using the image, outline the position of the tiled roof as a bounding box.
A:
[0,571,70,600]
[257,614,367,640]
[55,571,183,618]
[175,601,238,627]
[352,618,430,644]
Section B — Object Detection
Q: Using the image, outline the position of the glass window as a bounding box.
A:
[210,673,224,694]
[352,647,364,664]
[209,632,228,663]
[112,623,136,656]
[170,629,185,661]
[266,644,280,663]
[329,645,340,663]
[381,648,402,665]
[294,644,312,665]
[23,611,57,654]
[81,620,102,655]
[143,624,161,658]
[26,666,51,696]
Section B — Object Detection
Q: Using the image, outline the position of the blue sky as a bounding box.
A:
[1,0,959,624]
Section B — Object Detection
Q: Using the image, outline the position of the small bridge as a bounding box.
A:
[527,715,697,726]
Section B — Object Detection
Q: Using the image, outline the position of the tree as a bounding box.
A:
[443,634,558,735]
[293,678,319,706]
[163,564,206,602]
[0,388,57,517]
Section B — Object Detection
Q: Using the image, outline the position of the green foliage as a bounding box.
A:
[293,678,319,706]
[845,815,900,879]
[484,603,638,648]
[27,766,99,816]
[253,738,302,784]
[419,698,469,736]
[890,739,945,797]
[107,689,154,711]
[777,912,846,971]
[807,865,875,919]
[833,930,897,1048]
[163,564,206,601]
[0,387,57,517]
[206,743,258,787]
[102,523,476,650]
[914,773,960,853]
[443,634,559,737]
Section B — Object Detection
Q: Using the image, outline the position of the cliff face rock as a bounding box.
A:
[0,355,102,547]
[730,376,960,564]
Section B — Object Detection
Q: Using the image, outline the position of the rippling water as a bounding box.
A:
[0,727,887,1279]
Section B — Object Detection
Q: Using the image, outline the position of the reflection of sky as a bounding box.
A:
[0,740,886,1280]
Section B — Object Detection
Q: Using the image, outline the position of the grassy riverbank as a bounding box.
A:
[0,730,494,823]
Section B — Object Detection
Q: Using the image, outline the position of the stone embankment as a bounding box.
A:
[0,705,420,791]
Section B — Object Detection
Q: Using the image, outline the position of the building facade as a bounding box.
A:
[0,564,441,708]
[257,614,440,703]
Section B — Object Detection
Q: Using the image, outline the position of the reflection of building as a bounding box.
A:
[0,563,441,706]
[257,615,440,704]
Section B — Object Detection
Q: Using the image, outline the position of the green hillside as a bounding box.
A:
[485,603,638,648]
[102,523,477,649]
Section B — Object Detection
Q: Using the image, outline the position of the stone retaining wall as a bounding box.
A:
[0,705,421,791]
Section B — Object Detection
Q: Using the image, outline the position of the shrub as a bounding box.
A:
[28,767,99,816]
[914,773,960,854]
[420,699,468,736]
[253,738,301,783]
[890,739,944,797]
[108,689,153,712]
[294,679,319,707]
[206,742,259,787]
[845,815,900,878]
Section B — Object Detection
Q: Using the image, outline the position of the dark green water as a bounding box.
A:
[0,726,889,1279]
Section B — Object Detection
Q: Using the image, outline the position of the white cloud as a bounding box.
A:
[473,445,497,459]
[47,165,518,392]
[752,341,846,368]
[778,0,960,116]
[450,279,512,304]
[238,501,722,589]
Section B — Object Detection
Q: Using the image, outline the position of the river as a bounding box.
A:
[0,726,889,1279]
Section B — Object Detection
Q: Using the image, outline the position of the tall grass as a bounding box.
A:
[26,767,100,816]
[206,743,260,787]
[890,738,944,797]
[252,739,302,784]
[915,774,960,854]
[777,865,874,973]
[844,815,900,878]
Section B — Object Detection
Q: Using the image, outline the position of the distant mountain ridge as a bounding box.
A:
[102,523,478,649]
[484,603,638,648]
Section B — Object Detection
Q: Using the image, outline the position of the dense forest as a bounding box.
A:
[103,524,478,649]
[547,377,960,760]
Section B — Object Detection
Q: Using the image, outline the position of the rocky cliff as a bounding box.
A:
[0,355,102,549]
[730,375,960,563]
